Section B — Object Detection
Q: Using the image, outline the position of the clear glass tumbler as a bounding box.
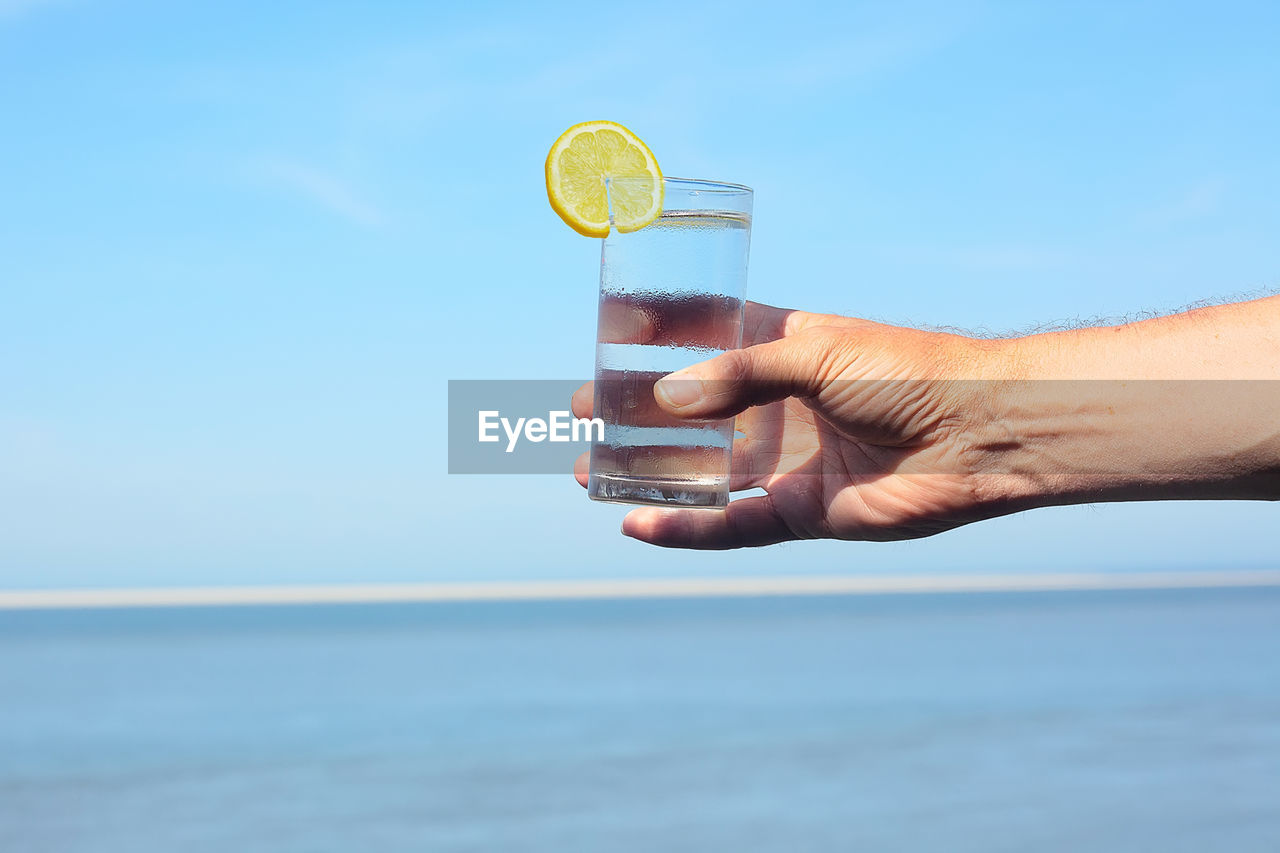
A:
[588,177,753,508]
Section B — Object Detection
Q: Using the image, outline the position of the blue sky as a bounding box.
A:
[2,0,1278,588]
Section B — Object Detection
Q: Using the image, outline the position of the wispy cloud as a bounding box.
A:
[254,158,387,228]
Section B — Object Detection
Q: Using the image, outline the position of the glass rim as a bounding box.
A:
[610,175,753,194]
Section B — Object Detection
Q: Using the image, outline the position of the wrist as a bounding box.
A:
[952,335,1062,516]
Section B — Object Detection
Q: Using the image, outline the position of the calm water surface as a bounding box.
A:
[2,588,1279,851]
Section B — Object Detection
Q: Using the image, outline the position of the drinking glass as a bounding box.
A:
[588,177,753,508]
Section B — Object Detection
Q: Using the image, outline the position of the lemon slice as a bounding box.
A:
[545,120,663,237]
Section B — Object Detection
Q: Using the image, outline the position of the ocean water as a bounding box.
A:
[1,588,1279,852]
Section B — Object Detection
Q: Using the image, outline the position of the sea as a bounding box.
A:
[2,586,1278,852]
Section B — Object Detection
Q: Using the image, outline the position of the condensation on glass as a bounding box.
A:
[588,177,752,508]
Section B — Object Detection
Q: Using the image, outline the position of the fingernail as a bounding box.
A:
[655,370,704,408]
[621,511,646,539]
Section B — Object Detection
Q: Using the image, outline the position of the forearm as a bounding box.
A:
[966,295,1280,511]
[1017,294,1280,380]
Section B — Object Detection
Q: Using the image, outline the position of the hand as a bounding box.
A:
[572,301,1008,549]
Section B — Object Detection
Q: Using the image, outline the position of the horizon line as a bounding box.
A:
[2,570,1279,610]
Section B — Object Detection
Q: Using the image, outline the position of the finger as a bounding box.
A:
[729,435,776,491]
[591,444,731,481]
[741,300,794,346]
[729,397,826,490]
[573,451,589,488]
[592,372,696,427]
[729,453,765,491]
[621,496,797,550]
[742,302,875,346]
[653,331,830,421]
[599,292,742,349]
[597,296,658,345]
[570,382,594,419]
[729,408,772,491]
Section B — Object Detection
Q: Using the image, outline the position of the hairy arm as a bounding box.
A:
[969,294,1280,513]
[575,295,1280,548]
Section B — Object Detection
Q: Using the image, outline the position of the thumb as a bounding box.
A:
[653,331,832,420]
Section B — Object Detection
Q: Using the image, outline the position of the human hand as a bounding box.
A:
[572,300,1010,549]
[575,294,1280,549]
